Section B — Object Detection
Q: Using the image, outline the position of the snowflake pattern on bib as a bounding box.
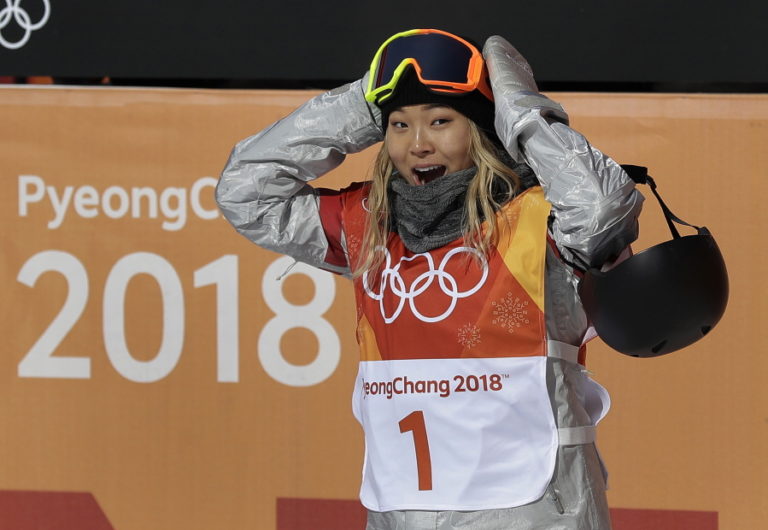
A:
[491,292,530,333]
[457,322,482,349]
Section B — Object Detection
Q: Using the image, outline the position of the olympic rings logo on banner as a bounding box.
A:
[363,246,488,324]
[0,0,50,50]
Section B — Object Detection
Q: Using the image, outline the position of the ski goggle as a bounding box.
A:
[365,29,494,106]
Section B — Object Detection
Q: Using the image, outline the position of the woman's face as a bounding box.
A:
[385,104,474,186]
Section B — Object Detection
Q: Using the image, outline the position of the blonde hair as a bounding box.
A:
[353,120,521,277]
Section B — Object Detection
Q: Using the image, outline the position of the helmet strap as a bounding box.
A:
[620,165,707,239]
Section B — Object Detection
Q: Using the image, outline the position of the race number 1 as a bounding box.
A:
[399,410,433,491]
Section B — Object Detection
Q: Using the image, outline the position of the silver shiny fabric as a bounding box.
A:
[216,75,383,277]
[483,36,643,269]
[366,442,609,530]
[216,36,644,530]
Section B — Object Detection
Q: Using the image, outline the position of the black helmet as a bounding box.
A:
[578,166,729,358]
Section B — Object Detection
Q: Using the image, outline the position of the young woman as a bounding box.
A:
[217,29,643,530]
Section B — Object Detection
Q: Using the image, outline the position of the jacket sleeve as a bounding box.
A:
[483,36,644,269]
[215,77,384,276]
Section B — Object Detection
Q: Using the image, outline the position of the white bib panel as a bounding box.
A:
[352,357,557,512]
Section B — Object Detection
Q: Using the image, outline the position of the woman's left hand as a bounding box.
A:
[482,35,539,95]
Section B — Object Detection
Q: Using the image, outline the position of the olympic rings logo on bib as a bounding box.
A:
[0,0,50,50]
[362,246,488,323]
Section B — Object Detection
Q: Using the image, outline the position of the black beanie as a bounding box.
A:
[377,65,497,138]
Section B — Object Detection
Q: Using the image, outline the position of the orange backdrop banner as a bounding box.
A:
[1,86,766,530]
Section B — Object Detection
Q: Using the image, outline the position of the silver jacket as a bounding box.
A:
[217,36,643,529]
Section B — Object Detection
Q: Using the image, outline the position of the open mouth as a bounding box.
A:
[412,165,447,185]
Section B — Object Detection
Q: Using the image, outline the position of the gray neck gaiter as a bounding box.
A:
[387,168,477,254]
[387,160,538,254]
